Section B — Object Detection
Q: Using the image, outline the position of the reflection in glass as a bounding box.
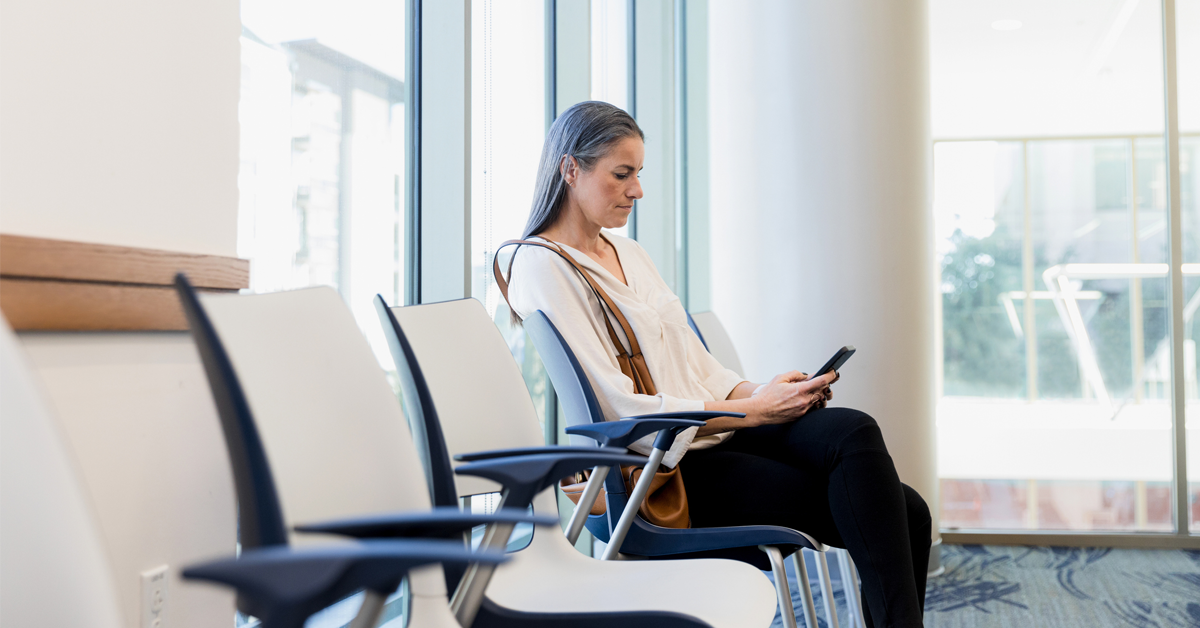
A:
[237,0,405,367]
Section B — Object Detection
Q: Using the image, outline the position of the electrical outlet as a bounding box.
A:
[141,565,169,628]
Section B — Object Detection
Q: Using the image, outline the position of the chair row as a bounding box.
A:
[192,276,868,627]
[1,274,864,628]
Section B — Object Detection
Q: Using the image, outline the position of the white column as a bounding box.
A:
[709,0,939,541]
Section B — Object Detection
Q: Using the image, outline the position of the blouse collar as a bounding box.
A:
[530,232,636,294]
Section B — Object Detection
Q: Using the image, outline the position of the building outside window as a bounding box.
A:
[932,0,1200,533]
[238,0,406,369]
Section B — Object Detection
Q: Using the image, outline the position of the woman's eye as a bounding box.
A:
[615,173,628,180]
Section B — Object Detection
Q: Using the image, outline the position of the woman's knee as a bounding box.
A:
[827,408,885,449]
[903,484,932,530]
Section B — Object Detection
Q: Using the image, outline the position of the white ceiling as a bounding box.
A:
[931,0,1199,138]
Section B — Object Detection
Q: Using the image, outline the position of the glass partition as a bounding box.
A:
[927,0,1200,534]
[1178,0,1200,532]
[938,137,1181,532]
[237,0,406,367]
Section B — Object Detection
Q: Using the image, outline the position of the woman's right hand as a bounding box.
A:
[751,370,838,426]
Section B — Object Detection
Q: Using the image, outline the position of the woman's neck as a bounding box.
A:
[538,207,608,255]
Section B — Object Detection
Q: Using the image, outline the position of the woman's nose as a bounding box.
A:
[629,178,644,200]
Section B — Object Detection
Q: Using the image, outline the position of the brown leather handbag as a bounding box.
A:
[493,238,690,529]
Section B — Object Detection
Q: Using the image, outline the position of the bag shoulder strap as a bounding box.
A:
[492,238,657,395]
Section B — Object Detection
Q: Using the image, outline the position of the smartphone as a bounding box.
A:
[814,346,855,378]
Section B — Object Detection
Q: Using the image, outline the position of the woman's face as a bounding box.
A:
[564,136,644,229]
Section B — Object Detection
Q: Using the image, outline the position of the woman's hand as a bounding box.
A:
[699,369,840,436]
[750,370,838,426]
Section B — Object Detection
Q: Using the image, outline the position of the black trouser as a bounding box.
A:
[680,407,930,628]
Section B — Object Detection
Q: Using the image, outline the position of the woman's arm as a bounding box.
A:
[696,371,837,437]
[724,380,758,400]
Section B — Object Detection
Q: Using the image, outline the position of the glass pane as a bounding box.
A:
[683,0,710,312]
[932,0,1175,532]
[237,0,406,368]
[935,141,1026,399]
[470,0,552,434]
[1178,0,1200,532]
[590,0,629,112]
[589,0,630,239]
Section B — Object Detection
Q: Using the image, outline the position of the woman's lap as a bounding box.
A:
[682,447,844,544]
[680,406,900,547]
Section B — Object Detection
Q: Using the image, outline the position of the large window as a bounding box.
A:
[933,0,1199,534]
[238,0,406,367]
[470,0,551,440]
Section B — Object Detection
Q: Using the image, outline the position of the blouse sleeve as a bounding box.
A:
[507,245,707,467]
[686,324,747,401]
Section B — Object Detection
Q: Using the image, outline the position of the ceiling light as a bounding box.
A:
[991,19,1022,31]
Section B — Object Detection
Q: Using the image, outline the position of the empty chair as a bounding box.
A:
[0,318,125,628]
[2,314,467,628]
[378,295,783,628]
[174,276,553,628]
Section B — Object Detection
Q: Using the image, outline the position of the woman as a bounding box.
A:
[504,101,930,628]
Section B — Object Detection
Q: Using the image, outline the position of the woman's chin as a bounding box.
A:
[605,212,631,229]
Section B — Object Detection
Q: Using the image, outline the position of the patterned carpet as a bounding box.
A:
[774,545,1200,628]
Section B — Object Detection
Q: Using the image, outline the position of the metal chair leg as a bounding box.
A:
[790,550,820,628]
[814,550,839,628]
[836,549,865,628]
[760,546,798,628]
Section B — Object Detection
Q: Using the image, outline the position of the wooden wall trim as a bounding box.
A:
[0,234,249,331]
[0,234,248,289]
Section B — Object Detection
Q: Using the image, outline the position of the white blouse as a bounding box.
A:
[507,232,746,468]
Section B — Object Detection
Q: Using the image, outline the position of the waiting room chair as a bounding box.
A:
[174,276,561,628]
[1,314,474,628]
[377,296,783,628]
[522,308,838,628]
[688,310,866,628]
[0,318,126,628]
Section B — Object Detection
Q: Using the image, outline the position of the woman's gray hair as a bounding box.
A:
[522,101,644,238]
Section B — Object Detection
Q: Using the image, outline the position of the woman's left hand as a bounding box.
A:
[779,370,837,410]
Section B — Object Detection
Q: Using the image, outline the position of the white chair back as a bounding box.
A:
[690,311,746,378]
[388,299,546,497]
[0,320,124,628]
[199,287,434,543]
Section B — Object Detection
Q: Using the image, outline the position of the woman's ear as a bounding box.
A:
[560,154,578,187]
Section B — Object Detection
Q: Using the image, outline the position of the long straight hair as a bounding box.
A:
[522,101,644,238]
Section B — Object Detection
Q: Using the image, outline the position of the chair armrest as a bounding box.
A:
[622,411,747,422]
[293,506,558,540]
[454,451,647,511]
[183,541,506,627]
[453,445,628,462]
[565,416,711,450]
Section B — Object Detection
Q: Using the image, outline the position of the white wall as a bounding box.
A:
[709,0,939,536]
[0,0,240,257]
[1,0,242,625]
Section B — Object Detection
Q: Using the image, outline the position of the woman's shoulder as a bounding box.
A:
[509,238,567,272]
[507,239,576,291]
